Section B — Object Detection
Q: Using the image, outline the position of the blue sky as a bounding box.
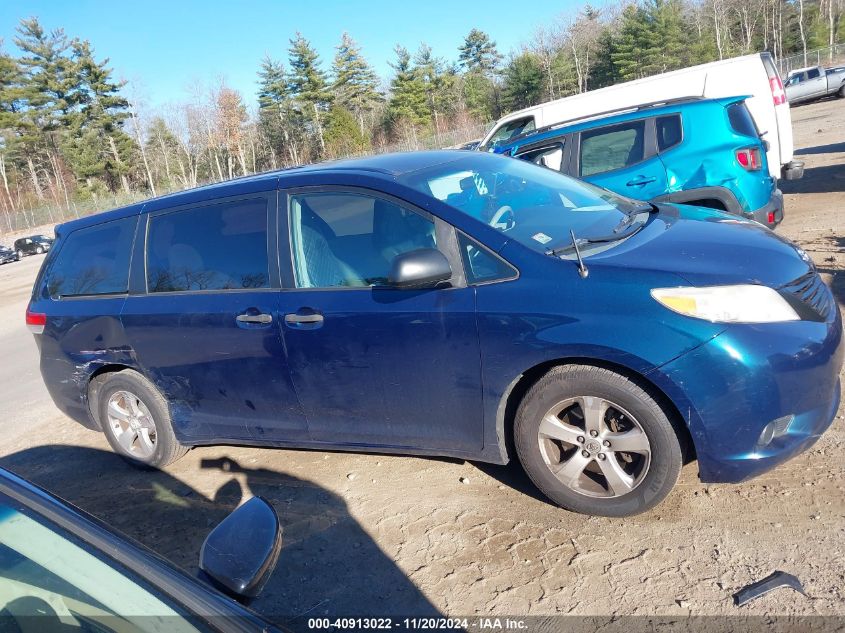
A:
[1,0,591,108]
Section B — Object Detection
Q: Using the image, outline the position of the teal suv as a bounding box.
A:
[494,96,783,228]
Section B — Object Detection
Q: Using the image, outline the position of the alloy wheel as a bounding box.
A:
[106,390,157,460]
[537,396,651,498]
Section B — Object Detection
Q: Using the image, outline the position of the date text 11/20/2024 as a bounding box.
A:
[306,617,528,630]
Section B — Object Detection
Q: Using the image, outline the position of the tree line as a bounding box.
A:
[0,0,842,231]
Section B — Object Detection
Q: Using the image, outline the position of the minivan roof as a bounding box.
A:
[55,151,468,234]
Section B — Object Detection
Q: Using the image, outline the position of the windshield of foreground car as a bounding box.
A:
[399,154,646,253]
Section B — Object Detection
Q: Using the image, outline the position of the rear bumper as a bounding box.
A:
[782,160,804,181]
[746,188,784,229]
[651,296,843,483]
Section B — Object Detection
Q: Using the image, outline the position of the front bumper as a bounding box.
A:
[746,188,784,229]
[651,295,843,483]
[782,160,804,181]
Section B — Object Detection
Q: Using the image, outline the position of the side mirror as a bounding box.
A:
[199,497,282,602]
[388,248,452,289]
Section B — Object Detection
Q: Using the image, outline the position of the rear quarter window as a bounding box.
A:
[45,217,137,299]
[656,115,682,151]
[727,102,759,138]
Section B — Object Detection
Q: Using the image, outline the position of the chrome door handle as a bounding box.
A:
[284,313,324,325]
[236,313,273,324]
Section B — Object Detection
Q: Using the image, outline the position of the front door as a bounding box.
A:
[577,118,668,202]
[121,195,308,442]
[277,189,483,453]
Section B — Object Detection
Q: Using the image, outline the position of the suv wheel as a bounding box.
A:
[515,365,683,517]
[16,250,22,259]
[97,370,188,468]
[35,245,44,254]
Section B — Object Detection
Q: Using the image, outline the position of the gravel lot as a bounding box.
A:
[0,98,843,626]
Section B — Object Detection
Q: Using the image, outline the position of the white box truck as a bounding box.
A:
[480,53,803,181]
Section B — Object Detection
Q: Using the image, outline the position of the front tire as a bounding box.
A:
[97,370,188,468]
[35,245,44,254]
[514,365,683,517]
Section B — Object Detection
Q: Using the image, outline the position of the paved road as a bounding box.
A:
[0,99,843,625]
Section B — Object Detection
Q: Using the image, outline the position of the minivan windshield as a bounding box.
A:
[399,154,647,253]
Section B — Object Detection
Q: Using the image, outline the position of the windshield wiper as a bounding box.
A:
[613,202,659,233]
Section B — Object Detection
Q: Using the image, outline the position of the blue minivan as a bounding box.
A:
[29,151,842,516]
[494,97,784,229]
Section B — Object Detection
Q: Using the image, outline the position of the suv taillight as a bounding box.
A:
[770,76,786,105]
[736,147,763,171]
[26,304,46,334]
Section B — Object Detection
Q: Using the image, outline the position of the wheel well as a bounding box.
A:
[87,364,132,428]
[685,199,727,211]
[501,359,696,464]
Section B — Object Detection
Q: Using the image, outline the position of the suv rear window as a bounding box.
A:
[46,217,136,299]
[580,120,645,177]
[146,198,269,293]
[727,102,758,138]
[656,115,682,151]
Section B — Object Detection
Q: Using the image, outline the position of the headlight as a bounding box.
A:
[651,285,800,323]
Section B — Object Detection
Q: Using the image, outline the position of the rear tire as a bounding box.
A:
[838,85,845,99]
[97,369,188,468]
[514,365,683,517]
[16,250,22,259]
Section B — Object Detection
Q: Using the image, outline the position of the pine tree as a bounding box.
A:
[64,39,133,193]
[501,52,544,111]
[458,29,503,75]
[414,44,458,133]
[324,106,369,158]
[386,45,429,142]
[257,55,302,165]
[288,33,332,156]
[331,33,381,135]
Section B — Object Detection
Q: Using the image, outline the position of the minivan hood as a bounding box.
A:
[596,204,811,288]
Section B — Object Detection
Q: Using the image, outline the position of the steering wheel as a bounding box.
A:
[488,205,515,231]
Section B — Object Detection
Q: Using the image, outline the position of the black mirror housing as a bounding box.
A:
[199,497,282,601]
[388,248,452,289]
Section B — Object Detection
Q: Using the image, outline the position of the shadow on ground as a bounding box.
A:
[0,445,441,625]
[794,141,845,156]
[781,164,845,195]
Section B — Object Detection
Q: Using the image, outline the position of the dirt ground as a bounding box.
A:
[0,98,843,627]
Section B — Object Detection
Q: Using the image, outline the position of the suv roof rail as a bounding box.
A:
[502,95,706,147]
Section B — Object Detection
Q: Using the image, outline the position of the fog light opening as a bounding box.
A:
[756,414,794,450]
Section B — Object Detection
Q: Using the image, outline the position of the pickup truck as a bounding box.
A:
[784,66,845,104]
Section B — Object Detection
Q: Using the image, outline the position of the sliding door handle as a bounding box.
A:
[284,313,324,325]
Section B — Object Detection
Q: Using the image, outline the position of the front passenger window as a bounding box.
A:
[289,193,436,289]
[580,120,646,177]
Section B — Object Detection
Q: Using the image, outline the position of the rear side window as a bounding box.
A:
[727,103,758,138]
[518,142,565,171]
[807,68,820,79]
[579,120,645,177]
[656,115,682,151]
[146,198,269,293]
[46,217,136,299]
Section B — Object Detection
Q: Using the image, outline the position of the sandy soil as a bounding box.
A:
[0,98,843,626]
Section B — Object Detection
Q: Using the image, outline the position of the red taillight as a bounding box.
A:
[736,147,763,171]
[26,305,46,334]
[767,211,775,224]
[770,76,786,105]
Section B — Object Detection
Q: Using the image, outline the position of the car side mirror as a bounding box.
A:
[199,497,282,602]
[388,248,452,289]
